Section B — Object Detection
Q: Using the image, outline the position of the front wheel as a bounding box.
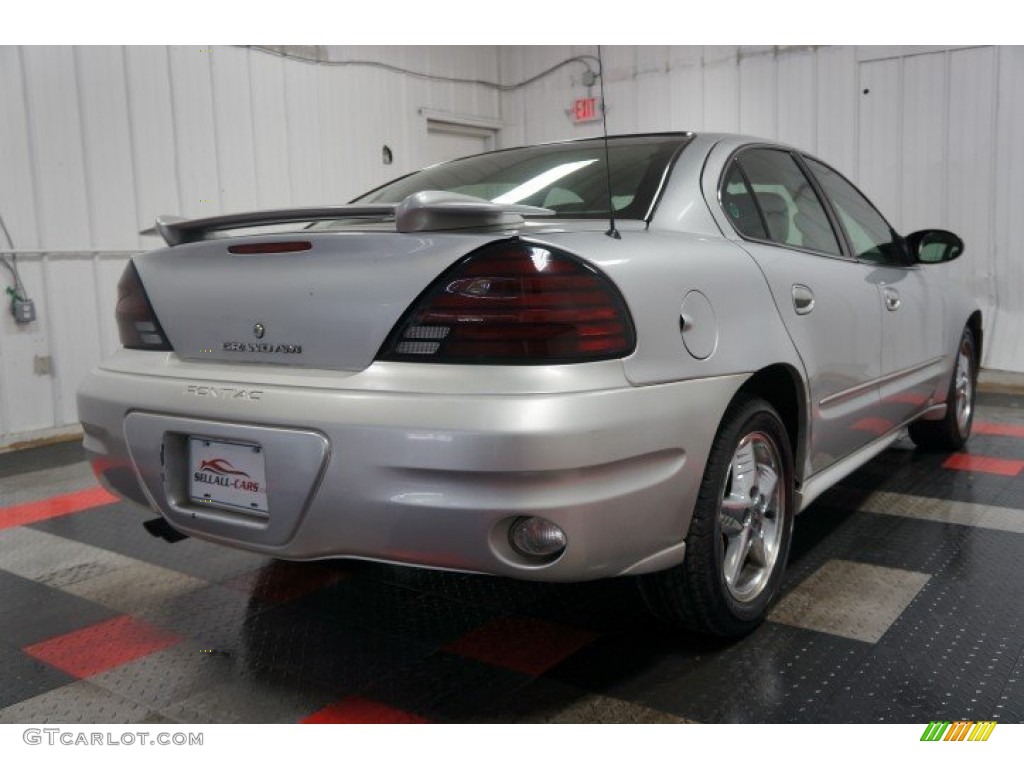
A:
[908,326,977,451]
[639,394,795,638]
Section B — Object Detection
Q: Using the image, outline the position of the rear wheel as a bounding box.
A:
[908,326,976,451]
[639,394,795,638]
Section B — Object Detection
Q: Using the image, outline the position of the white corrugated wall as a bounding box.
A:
[1,45,1022,448]
[499,45,1024,375]
[0,45,500,252]
[0,45,501,448]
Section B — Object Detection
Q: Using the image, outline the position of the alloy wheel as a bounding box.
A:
[718,431,786,603]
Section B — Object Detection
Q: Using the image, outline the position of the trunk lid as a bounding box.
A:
[135,231,507,371]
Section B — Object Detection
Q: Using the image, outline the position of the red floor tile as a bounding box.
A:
[443,617,597,676]
[942,453,1024,477]
[0,486,118,531]
[302,696,430,724]
[973,421,1024,439]
[23,615,180,678]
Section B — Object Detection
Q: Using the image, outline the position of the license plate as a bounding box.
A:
[188,437,268,514]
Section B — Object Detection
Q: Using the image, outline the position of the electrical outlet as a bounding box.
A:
[34,355,52,376]
[13,298,36,324]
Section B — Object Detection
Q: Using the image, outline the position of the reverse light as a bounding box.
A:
[379,241,635,363]
[115,261,172,350]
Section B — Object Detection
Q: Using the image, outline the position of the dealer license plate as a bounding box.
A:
[188,437,268,514]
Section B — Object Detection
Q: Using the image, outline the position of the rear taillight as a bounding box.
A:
[115,261,172,350]
[378,241,635,363]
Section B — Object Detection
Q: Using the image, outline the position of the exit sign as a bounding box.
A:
[571,97,602,124]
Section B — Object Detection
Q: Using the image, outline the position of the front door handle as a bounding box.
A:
[883,287,901,311]
[792,284,814,315]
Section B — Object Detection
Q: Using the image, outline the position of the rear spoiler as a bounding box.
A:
[141,191,554,246]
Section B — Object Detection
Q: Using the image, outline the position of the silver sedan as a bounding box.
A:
[77,133,980,637]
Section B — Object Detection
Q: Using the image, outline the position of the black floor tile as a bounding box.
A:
[546,626,710,697]
[360,651,532,723]
[287,577,504,649]
[30,503,268,582]
[0,569,118,649]
[994,647,1024,721]
[0,644,77,709]
[0,440,87,479]
[616,622,872,723]
[232,602,435,695]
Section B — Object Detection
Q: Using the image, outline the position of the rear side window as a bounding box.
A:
[731,149,842,257]
[721,162,768,239]
[804,157,905,265]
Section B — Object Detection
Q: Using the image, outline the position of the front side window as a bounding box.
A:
[731,149,843,257]
[804,158,905,266]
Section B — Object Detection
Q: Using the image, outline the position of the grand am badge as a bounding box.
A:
[222,342,302,354]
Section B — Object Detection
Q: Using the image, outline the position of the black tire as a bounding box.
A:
[908,326,977,451]
[639,393,795,638]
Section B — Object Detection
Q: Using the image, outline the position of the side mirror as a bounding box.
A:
[906,229,964,264]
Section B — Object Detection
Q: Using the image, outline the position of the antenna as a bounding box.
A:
[597,45,620,240]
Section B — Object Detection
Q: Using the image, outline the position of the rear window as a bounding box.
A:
[353,136,690,220]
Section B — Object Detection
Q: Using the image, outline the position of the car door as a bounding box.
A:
[802,157,946,428]
[718,148,885,475]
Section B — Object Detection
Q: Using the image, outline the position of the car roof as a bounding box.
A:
[447,131,804,163]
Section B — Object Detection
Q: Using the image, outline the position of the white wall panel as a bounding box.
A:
[168,46,221,220]
[900,53,948,233]
[249,53,292,209]
[0,253,129,447]
[123,46,182,249]
[946,48,997,313]
[73,47,138,251]
[667,48,704,131]
[739,52,777,138]
[210,47,259,214]
[857,58,902,222]
[703,46,740,132]
[283,58,323,206]
[0,47,40,251]
[316,64,351,204]
[637,69,672,133]
[777,50,816,152]
[0,258,56,439]
[20,46,92,250]
[815,47,858,178]
[44,255,103,426]
[992,46,1024,372]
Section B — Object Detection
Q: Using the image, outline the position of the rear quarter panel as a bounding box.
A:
[530,229,803,388]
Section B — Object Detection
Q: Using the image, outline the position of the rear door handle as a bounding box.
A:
[792,284,814,315]
[883,287,901,311]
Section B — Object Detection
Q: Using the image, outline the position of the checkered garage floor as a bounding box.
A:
[2,391,1024,724]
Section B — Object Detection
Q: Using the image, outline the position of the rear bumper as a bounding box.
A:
[77,353,745,581]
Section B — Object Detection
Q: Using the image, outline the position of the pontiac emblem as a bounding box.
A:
[253,322,265,339]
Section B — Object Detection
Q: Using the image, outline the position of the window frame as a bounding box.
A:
[795,153,914,269]
[717,144,855,262]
